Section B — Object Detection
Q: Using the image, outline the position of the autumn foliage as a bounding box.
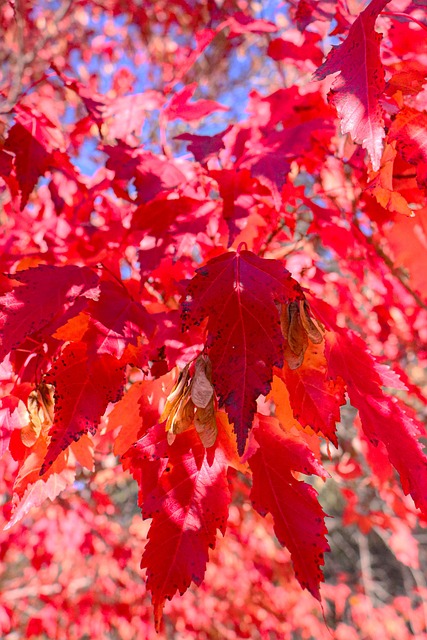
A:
[1,0,427,637]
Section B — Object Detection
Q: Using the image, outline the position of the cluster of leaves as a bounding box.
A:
[1,0,427,632]
[2,455,427,639]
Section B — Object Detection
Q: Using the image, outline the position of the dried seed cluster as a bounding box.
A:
[160,355,217,448]
[280,299,324,369]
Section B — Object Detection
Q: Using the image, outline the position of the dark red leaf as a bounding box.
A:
[84,279,156,359]
[182,249,302,455]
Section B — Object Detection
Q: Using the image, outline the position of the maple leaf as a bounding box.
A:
[223,12,277,37]
[139,429,230,628]
[105,145,186,204]
[40,343,125,474]
[175,128,230,164]
[238,122,332,207]
[0,265,99,362]
[209,168,258,244]
[250,414,329,599]
[277,341,346,445]
[109,375,174,456]
[83,278,156,359]
[366,142,413,217]
[182,248,302,455]
[267,33,323,66]
[314,0,391,171]
[326,330,427,515]
[164,83,228,122]
[388,106,427,189]
[5,104,65,208]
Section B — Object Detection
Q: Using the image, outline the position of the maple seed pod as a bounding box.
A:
[194,403,217,448]
[22,383,55,447]
[167,388,194,436]
[160,363,190,423]
[299,300,323,344]
[192,355,217,447]
[191,355,214,409]
[280,300,324,370]
[162,356,218,447]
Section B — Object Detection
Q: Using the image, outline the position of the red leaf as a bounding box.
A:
[109,375,174,456]
[139,430,230,627]
[0,265,99,361]
[278,341,346,446]
[41,343,125,473]
[209,168,258,243]
[182,249,302,455]
[175,129,230,164]
[389,106,427,188]
[5,104,65,208]
[122,423,169,507]
[326,330,427,515]
[250,414,329,599]
[314,0,391,170]
[84,279,156,359]
[164,83,228,122]
[224,12,277,37]
[267,33,323,65]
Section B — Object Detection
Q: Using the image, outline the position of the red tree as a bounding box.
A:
[1,0,427,637]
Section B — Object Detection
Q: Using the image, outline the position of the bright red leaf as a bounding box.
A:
[278,341,346,446]
[136,429,230,627]
[389,106,427,189]
[250,414,329,599]
[325,330,427,515]
[4,104,65,208]
[83,278,156,359]
[164,83,228,122]
[41,343,125,473]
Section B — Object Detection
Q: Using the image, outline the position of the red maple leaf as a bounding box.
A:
[314,0,391,170]
[278,342,346,446]
[131,428,230,628]
[164,83,228,122]
[326,330,427,515]
[83,278,156,359]
[389,106,427,189]
[5,103,65,208]
[250,414,329,599]
[0,264,99,361]
[182,248,302,455]
[41,343,125,474]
